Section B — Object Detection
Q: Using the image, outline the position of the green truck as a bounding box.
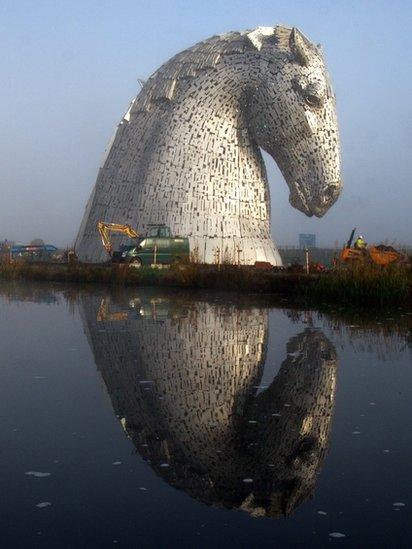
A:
[111,225,190,267]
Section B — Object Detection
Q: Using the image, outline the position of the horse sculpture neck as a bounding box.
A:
[135,60,270,238]
[75,40,282,265]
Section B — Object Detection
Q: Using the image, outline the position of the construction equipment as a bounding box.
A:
[97,222,140,255]
[98,221,190,267]
[340,228,408,266]
[368,245,409,266]
[97,298,128,322]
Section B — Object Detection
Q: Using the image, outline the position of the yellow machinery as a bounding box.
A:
[340,246,402,266]
[340,228,407,266]
[96,298,128,322]
[97,221,140,255]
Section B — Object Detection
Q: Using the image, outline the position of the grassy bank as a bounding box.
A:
[305,264,411,307]
[0,261,410,308]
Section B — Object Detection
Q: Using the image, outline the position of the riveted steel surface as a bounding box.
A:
[75,26,341,264]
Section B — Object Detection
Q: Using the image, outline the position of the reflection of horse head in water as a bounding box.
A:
[75,26,341,264]
[80,291,338,518]
[239,329,338,517]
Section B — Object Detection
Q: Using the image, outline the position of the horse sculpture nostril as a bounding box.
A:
[324,184,340,202]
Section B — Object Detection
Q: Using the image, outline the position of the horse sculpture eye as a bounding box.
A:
[305,94,322,108]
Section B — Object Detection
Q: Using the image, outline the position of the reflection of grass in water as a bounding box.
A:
[0,261,410,308]
[284,308,411,361]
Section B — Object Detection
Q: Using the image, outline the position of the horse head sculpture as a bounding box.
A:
[76,26,342,264]
[248,27,341,217]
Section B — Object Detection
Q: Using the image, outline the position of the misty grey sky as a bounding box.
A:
[1,0,411,248]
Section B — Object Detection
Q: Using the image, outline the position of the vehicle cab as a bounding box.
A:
[146,225,171,238]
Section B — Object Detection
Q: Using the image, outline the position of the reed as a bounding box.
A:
[306,264,410,306]
[0,260,410,307]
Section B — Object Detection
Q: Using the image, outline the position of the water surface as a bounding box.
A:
[1,282,411,548]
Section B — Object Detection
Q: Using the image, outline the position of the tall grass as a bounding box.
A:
[306,264,410,306]
[0,260,410,308]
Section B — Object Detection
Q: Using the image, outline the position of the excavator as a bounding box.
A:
[97,221,140,256]
[340,228,408,266]
[97,220,190,266]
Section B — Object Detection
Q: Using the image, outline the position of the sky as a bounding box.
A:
[1,0,411,248]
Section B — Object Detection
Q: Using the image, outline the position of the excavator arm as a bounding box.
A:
[97,221,140,255]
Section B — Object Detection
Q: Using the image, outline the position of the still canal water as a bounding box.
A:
[1,282,411,548]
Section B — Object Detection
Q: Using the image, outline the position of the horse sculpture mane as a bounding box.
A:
[137,27,292,107]
[76,26,341,264]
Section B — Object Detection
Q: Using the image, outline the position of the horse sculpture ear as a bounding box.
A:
[289,27,312,66]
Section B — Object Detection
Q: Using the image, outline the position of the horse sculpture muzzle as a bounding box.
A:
[290,180,341,217]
